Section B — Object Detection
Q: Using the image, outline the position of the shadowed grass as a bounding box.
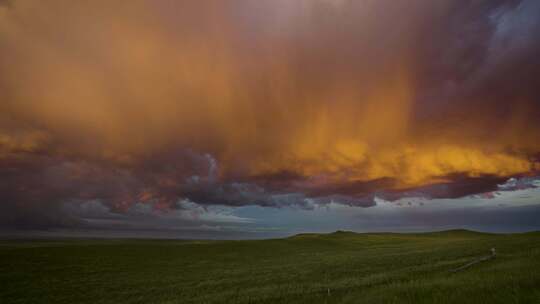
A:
[1,230,539,303]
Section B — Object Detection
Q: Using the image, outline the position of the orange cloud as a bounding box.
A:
[0,0,539,213]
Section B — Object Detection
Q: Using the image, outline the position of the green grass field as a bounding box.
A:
[1,230,539,304]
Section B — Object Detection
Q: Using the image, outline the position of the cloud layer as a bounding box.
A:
[1,0,540,230]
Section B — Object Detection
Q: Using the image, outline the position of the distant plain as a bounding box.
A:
[1,230,539,304]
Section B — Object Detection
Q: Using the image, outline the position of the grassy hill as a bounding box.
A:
[1,230,539,303]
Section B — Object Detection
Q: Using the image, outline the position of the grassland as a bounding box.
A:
[1,230,539,303]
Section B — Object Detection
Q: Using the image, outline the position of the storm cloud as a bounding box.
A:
[1,0,540,231]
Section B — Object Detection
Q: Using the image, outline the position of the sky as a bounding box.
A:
[1,0,540,239]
